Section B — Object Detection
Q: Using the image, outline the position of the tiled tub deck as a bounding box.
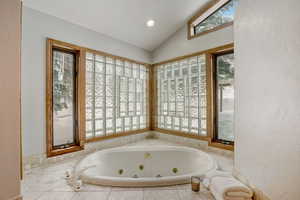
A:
[22,135,233,200]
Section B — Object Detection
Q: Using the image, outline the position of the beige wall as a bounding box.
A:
[234,0,300,199]
[21,7,151,158]
[0,0,22,199]
[151,24,233,63]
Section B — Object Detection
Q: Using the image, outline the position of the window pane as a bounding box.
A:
[194,0,237,35]
[52,50,76,147]
[216,52,234,142]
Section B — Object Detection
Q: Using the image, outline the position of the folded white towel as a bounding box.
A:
[210,176,253,200]
[211,185,252,200]
[202,170,253,200]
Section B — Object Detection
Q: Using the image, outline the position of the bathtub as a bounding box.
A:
[75,146,216,187]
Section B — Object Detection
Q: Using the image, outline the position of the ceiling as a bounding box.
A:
[23,0,209,51]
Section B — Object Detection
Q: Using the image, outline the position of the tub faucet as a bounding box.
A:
[68,165,96,191]
[73,164,96,181]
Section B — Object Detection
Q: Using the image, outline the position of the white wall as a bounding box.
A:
[234,0,300,199]
[0,0,21,199]
[21,7,151,157]
[152,24,233,63]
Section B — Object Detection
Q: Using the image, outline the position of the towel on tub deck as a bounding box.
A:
[210,176,253,200]
[203,170,253,200]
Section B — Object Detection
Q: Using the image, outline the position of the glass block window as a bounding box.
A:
[155,55,207,136]
[85,52,149,139]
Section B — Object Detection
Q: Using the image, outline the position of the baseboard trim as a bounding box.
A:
[8,195,22,200]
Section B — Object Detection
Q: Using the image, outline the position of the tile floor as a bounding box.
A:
[22,139,233,200]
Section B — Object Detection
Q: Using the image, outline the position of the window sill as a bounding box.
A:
[154,128,210,141]
[208,139,234,151]
[86,128,150,143]
[47,145,84,157]
[153,128,234,151]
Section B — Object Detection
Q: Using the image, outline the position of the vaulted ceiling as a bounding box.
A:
[23,0,210,51]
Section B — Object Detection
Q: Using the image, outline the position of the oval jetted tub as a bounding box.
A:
[75,146,216,187]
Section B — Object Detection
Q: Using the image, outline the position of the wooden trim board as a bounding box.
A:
[86,128,150,143]
[153,43,234,66]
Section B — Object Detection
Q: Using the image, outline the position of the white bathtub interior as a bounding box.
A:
[75,145,217,187]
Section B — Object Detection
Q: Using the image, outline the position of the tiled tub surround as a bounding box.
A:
[155,133,234,173]
[23,132,150,172]
[23,131,233,173]
[22,133,234,200]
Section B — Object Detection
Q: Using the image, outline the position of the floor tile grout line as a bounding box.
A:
[176,188,181,200]
[106,187,112,200]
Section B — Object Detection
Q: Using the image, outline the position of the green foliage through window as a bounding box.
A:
[194,0,238,35]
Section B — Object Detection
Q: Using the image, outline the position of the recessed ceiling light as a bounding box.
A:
[146,20,155,27]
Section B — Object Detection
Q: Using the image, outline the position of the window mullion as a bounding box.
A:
[92,54,96,138]
[113,58,116,134]
[103,56,106,136]
[187,64,191,133]
[197,56,201,136]
[135,75,138,130]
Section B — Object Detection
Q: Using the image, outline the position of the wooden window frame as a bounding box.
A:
[152,43,234,151]
[187,0,234,40]
[46,39,233,154]
[46,38,86,157]
[210,49,235,149]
